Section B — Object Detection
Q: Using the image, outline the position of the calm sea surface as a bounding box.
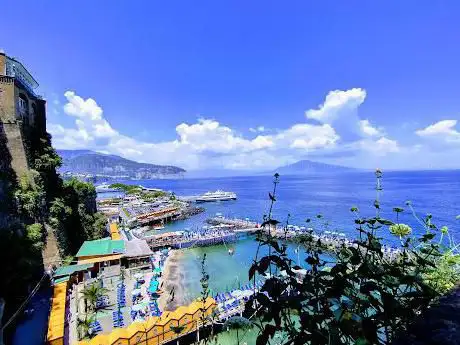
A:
[133,170,460,344]
[14,170,460,345]
[129,170,460,298]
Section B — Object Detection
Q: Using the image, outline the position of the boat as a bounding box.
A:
[153,220,165,230]
[196,190,237,202]
[95,182,119,193]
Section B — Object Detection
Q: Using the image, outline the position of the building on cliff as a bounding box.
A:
[0,50,46,179]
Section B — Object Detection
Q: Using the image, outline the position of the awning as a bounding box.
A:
[53,263,94,277]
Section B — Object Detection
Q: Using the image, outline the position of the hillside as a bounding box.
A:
[275,160,355,175]
[58,150,186,179]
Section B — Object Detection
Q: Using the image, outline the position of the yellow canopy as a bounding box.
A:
[109,223,121,240]
[78,254,122,265]
[46,282,67,343]
[75,297,217,345]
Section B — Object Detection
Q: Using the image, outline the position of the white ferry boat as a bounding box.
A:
[196,190,237,202]
[95,182,119,193]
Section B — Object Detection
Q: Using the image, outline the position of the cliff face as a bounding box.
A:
[58,150,186,179]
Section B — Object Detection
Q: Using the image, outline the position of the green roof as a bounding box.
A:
[54,263,94,277]
[76,237,125,257]
[54,276,70,284]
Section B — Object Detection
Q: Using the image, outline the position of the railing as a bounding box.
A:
[0,75,14,83]
[14,77,43,99]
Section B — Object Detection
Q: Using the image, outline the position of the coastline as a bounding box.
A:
[158,249,190,311]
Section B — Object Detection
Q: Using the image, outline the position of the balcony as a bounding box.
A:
[14,76,42,99]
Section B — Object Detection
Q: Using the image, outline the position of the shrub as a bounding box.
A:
[248,171,460,345]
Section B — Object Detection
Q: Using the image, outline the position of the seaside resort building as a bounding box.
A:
[45,223,216,345]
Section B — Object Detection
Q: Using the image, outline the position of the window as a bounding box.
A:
[18,97,27,112]
[18,94,28,125]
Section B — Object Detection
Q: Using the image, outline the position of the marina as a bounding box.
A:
[40,173,454,345]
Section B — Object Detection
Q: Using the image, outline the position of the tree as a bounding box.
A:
[81,283,108,314]
[77,314,95,340]
[25,223,44,251]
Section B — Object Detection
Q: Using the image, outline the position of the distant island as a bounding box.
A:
[274,159,355,175]
[58,150,186,180]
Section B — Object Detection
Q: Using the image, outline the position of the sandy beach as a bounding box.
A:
[158,249,191,311]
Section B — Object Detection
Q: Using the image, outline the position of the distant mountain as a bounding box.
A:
[274,160,355,175]
[57,150,185,179]
[57,149,95,160]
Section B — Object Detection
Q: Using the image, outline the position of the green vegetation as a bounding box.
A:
[77,314,96,341]
[49,178,107,255]
[0,130,108,327]
[141,190,167,201]
[109,183,142,194]
[247,171,460,345]
[78,282,108,340]
[109,183,168,201]
[81,283,109,314]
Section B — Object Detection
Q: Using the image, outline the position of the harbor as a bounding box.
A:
[42,178,411,345]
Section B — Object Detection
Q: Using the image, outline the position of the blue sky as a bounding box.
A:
[1,1,459,171]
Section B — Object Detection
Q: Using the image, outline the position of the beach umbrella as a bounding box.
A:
[231,290,243,298]
[132,304,144,311]
[131,289,142,296]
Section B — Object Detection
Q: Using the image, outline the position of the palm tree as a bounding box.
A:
[81,283,109,313]
[77,314,95,340]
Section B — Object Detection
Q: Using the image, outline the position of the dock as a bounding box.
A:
[203,216,403,261]
[145,230,238,249]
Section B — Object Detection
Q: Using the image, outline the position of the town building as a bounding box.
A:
[0,50,46,178]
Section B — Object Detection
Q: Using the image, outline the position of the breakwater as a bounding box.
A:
[206,216,403,261]
[145,229,238,249]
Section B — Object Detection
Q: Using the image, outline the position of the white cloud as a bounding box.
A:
[304,88,388,141]
[416,120,460,143]
[48,88,402,170]
[306,88,366,123]
[372,137,400,154]
[359,119,383,137]
[249,126,266,133]
[350,136,399,157]
[277,124,338,149]
[50,91,340,170]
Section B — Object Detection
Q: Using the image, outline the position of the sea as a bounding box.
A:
[13,170,460,345]
[124,170,460,298]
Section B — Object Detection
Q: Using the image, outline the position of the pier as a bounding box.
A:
[204,216,403,260]
[145,229,238,249]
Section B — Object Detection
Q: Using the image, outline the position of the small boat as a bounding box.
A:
[228,248,234,255]
[153,220,165,230]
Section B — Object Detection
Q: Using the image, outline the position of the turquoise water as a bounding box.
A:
[173,237,309,302]
[123,171,460,299]
[96,171,460,344]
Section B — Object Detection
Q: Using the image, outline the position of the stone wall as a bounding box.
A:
[1,123,29,178]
